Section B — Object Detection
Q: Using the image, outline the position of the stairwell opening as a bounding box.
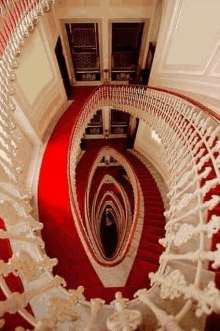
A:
[100,205,118,258]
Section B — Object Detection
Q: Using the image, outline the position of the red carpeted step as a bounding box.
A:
[142,226,165,237]
[139,241,164,255]
[143,233,161,245]
[145,215,166,223]
[136,249,160,265]
[145,205,165,212]
[126,259,158,285]
[144,197,164,203]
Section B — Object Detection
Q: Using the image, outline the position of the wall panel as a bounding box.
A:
[149,0,220,114]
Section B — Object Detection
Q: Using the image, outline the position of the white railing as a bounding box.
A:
[0,1,220,327]
[68,85,220,329]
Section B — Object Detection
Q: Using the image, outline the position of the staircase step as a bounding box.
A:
[139,241,164,254]
[142,189,161,193]
[134,258,158,270]
[144,198,164,204]
[145,207,165,214]
[144,203,164,210]
[144,223,165,233]
[143,233,161,244]
[145,215,166,224]
[137,249,160,265]
[143,226,165,237]
[127,260,157,285]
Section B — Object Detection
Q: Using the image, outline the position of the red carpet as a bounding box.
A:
[38,86,106,299]
[38,94,166,303]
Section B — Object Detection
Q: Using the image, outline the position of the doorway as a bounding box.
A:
[65,23,101,82]
[111,22,144,82]
[55,37,72,99]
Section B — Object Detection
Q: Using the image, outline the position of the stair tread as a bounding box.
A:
[139,241,164,254]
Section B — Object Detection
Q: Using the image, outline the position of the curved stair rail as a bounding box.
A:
[68,85,220,328]
[0,1,220,326]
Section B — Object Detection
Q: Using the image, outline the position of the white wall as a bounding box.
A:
[12,10,67,192]
[14,11,67,141]
[16,29,53,106]
[149,0,220,115]
[134,120,169,184]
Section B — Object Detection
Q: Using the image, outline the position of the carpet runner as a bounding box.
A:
[38,90,166,302]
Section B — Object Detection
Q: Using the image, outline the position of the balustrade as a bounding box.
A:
[69,84,220,329]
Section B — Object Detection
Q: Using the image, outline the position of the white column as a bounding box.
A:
[102,106,111,137]
[100,0,111,80]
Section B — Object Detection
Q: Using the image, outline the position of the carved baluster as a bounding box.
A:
[0,156,17,180]
[0,229,45,248]
[85,298,105,331]
[4,1,21,50]
[107,292,142,331]
[0,251,57,279]
[135,289,183,331]
[165,195,220,228]
[35,286,84,330]
[0,199,41,230]
[0,276,65,317]
[168,167,211,201]
[0,162,16,183]
[160,104,173,139]
[199,117,210,136]
[159,244,220,269]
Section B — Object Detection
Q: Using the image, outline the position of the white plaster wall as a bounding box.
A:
[17,131,34,188]
[134,120,169,184]
[16,29,53,106]
[43,7,60,49]
[149,0,220,115]
[11,10,67,192]
[14,13,67,141]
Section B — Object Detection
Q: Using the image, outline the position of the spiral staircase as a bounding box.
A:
[0,1,220,330]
